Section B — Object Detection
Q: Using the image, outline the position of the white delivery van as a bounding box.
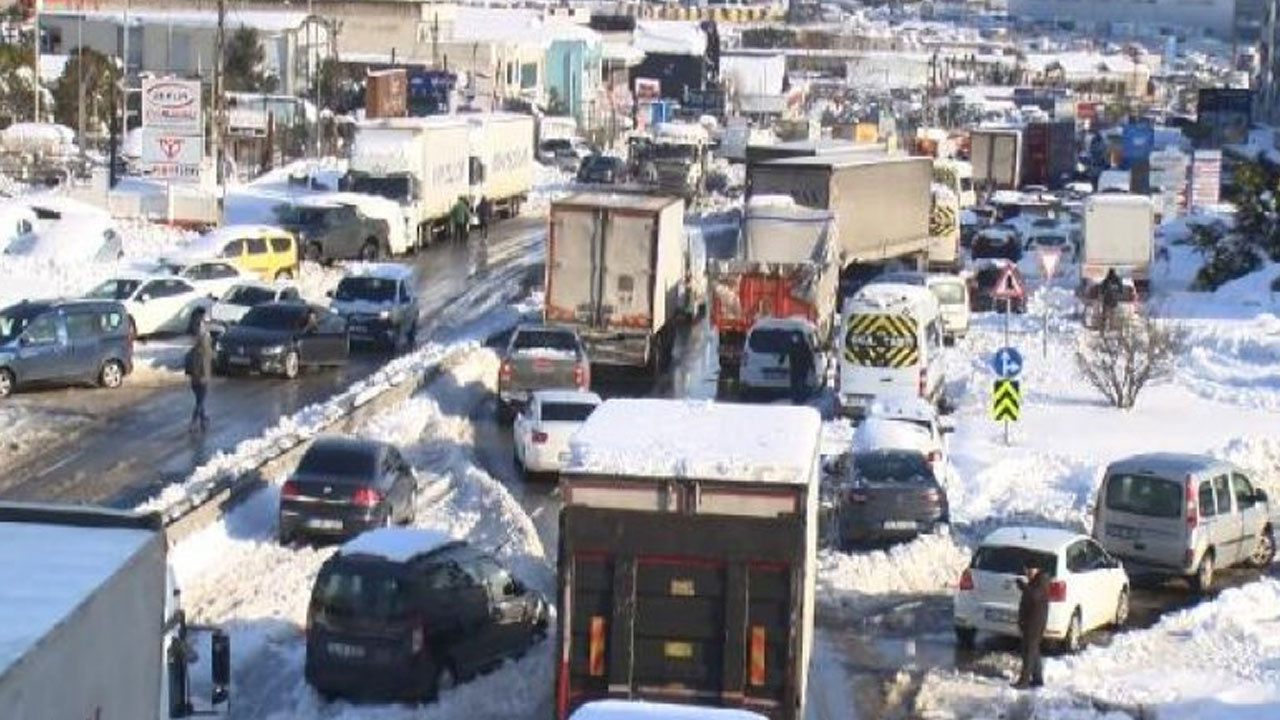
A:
[837,283,946,417]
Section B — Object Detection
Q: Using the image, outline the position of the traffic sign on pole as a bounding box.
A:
[990,379,1021,422]
[991,266,1024,300]
[991,346,1023,378]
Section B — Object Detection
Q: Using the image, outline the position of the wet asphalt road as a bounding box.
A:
[0,216,544,507]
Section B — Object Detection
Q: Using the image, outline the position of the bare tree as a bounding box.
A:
[1074,314,1185,409]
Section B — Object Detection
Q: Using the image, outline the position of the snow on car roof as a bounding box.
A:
[867,396,937,423]
[749,316,816,333]
[344,262,414,281]
[567,399,821,485]
[569,700,769,720]
[853,417,933,454]
[0,520,153,675]
[339,528,455,564]
[981,526,1084,554]
[534,390,602,405]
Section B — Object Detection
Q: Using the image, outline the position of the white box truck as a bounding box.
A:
[555,399,821,720]
[0,503,229,720]
[970,128,1023,192]
[1080,193,1155,294]
[467,112,534,217]
[346,117,470,247]
[545,193,686,374]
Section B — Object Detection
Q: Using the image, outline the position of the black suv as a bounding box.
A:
[305,529,549,702]
[276,202,390,263]
[576,155,627,184]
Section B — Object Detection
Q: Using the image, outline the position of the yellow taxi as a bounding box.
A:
[181,225,299,281]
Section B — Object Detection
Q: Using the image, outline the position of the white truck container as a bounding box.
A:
[1080,193,1155,293]
[346,117,470,247]
[747,154,933,265]
[467,112,534,217]
[556,399,821,720]
[545,193,686,373]
[0,503,229,720]
[970,128,1023,191]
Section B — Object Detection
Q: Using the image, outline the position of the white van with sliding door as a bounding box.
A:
[837,283,945,418]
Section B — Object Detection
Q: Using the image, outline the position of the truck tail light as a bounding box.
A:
[1185,476,1199,530]
[917,368,927,398]
[499,360,512,383]
[748,626,766,686]
[352,487,382,507]
[588,616,606,677]
[281,480,300,499]
[958,569,973,591]
[1048,579,1067,603]
[532,430,549,445]
[921,487,941,503]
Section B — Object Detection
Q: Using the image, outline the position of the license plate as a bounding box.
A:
[1107,525,1139,540]
[349,324,367,333]
[984,608,1018,624]
[229,356,250,365]
[327,642,365,659]
[307,518,342,530]
[883,520,917,530]
[664,641,693,659]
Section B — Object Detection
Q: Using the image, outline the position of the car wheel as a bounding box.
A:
[1114,587,1130,627]
[282,350,300,380]
[275,268,294,281]
[1193,552,1215,595]
[1248,529,1275,568]
[0,368,14,398]
[1062,610,1083,653]
[954,626,976,649]
[98,359,125,389]
[360,239,381,261]
[305,242,324,264]
[432,661,457,700]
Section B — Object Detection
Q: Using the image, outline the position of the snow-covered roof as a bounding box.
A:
[849,283,939,315]
[634,21,706,57]
[567,399,822,485]
[602,41,645,66]
[0,520,153,675]
[47,9,313,34]
[1105,452,1222,476]
[749,316,817,334]
[867,396,937,425]
[981,526,1084,554]
[569,700,770,720]
[452,7,544,45]
[852,417,933,454]
[339,528,455,564]
[344,262,415,282]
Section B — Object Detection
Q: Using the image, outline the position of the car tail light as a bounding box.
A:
[1048,580,1067,603]
[847,489,869,503]
[921,488,941,502]
[917,368,927,398]
[926,450,941,464]
[573,362,588,389]
[1185,476,1199,530]
[352,487,382,507]
[499,360,512,383]
[532,430,549,445]
[958,569,974,591]
[281,480,300,499]
[1184,548,1196,567]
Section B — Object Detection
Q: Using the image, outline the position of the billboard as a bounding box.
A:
[141,78,202,134]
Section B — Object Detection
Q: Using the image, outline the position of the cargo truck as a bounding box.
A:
[709,197,839,373]
[970,128,1023,192]
[346,116,470,247]
[747,154,933,265]
[545,193,686,375]
[0,502,229,720]
[1079,193,1155,295]
[467,112,534,217]
[556,399,821,720]
[1020,120,1076,188]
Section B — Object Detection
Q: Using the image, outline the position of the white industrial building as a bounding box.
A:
[1008,0,1237,38]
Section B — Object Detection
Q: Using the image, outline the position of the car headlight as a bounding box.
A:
[261,344,286,355]
[378,310,391,320]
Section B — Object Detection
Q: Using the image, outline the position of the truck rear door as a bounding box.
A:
[600,212,655,332]
[548,209,603,327]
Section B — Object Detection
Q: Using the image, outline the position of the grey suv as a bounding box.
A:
[277,201,390,263]
[0,299,133,397]
[1094,453,1274,594]
[328,264,420,351]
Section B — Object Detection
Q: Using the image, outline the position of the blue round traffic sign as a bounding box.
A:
[992,346,1023,378]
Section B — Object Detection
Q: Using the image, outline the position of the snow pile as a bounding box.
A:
[816,535,970,620]
[525,162,574,216]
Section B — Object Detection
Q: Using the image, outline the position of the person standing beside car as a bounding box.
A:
[185,316,214,433]
[1099,268,1123,332]
[1014,562,1050,689]
[787,333,814,405]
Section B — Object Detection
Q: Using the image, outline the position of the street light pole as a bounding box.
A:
[32,0,41,122]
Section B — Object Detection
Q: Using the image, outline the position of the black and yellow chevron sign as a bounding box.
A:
[990,379,1021,421]
[843,313,920,368]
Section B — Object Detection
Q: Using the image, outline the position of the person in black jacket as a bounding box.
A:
[787,333,815,405]
[184,318,214,434]
[1099,268,1123,332]
[1014,562,1050,688]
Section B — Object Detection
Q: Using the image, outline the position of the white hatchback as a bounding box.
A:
[513,390,603,475]
[954,526,1130,653]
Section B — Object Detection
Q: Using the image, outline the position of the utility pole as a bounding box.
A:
[77,14,84,148]
[32,0,40,122]
[214,0,226,186]
[121,0,130,138]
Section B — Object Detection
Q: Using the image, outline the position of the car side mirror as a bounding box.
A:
[138,294,150,303]
[1255,489,1269,504]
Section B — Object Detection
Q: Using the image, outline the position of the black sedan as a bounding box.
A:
[577,154,627,184]
[214,302,349,379]
[837,449,949,548]
[278,436,419,544]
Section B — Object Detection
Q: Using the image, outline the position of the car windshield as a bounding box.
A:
[312,564,409,622]
[971,545,1057,577]
[335,277,397,303]
[853,452,934,483]
[1105,474,1183,518]
[86,279,140,300]
[976,267,1009,288]
[930,282,965,304]
[222,285,278,306]
[349,175,412,202]
[0,308,36,343]
[1034,235,1066,245]
[240,305,307,330]
[513,329,577,352]
[275,205,330,230]
[542,139,573,152]
[541,402,597,423]
[748,328,805,354]
[297,443,377,478]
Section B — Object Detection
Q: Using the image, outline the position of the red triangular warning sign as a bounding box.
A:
[991,266,1024,299]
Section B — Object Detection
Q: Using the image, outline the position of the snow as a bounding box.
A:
[634,21,707,56]
[338,527,455,564]
[48,9,313,33]
[0,521,153,673]
[570,700,769,720]
[567,399,822,485]
[851,417,933,454]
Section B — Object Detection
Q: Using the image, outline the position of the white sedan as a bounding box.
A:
[209,281,302,333]
[954,526,1130,653]
[85,274,213,337]
[513,390,602,475]
[175,259,255,300]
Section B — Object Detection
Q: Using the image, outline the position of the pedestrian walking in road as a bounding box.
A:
[184,317,214,434]
[450,197,470,244]
[1099,268,1123,332]
[1014,561,1050,689]
[787,333,814,406]
[477,196,493,242]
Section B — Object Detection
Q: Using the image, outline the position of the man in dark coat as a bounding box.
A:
[1014,562,1050,688]
[787,333,814,405]
[1099,268,1123,331]
[185,317,214,433]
